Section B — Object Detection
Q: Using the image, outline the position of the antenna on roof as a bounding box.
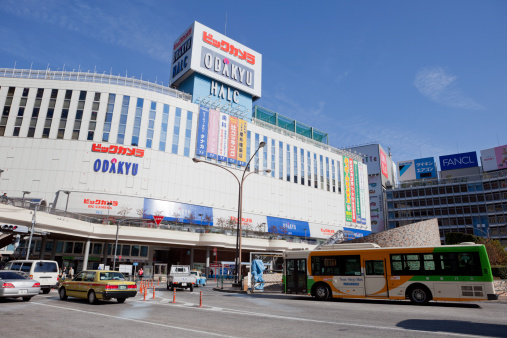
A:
[225,12,228,36]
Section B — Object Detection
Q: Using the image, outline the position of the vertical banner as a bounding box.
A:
[358,162,367,224]
[350,158,356,223]
[354,160,361,224]
[218,112,229,162]
[207,109,220,159]
[237,118,247,166]
[380,148,388,178]
[344,157,352,222]
[228,116,238,164]
[196,106,209,156]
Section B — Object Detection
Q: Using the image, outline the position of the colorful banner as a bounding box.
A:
[344,157,352,222]
[350,158,356,223]
[218,112,229,162]
[207,109,220,159]
[196,106,209,156]
[227,116,238,164]
[481,144,507,172]
[237,118,247,166]
[354,160,361,224]
[358,162,367,225]
[143,199,213,225]
[380,148,388,178]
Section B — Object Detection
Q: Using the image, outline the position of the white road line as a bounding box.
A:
[29,302,235,337]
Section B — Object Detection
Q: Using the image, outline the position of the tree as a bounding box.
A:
[184,212,197,225]
[204,214,213,232]
[136,208,148,218]
[118,206,132,217]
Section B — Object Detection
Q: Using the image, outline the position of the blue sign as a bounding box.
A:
[414,157,437,179]
[133,262,138,266]
[196,106,209,156]
[343,227,371,239]
[143,199,213,226]
[439,151,478,171]
[266,216,308,237]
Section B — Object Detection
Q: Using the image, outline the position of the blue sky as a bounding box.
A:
[1,0,506,165]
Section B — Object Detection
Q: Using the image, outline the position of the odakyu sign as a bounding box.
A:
[169,21,262,100]
[93,158,139,176]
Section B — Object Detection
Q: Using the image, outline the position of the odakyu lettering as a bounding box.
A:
[173,55,188,78]
[93,158,138,176]
[202,48,254,88]
[210,81,239,103]
[173,37,192,63]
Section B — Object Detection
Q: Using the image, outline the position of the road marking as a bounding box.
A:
[29,302,235,337]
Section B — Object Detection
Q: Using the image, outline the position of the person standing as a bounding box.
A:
[68,266,74,280]
[62,266,67,280]
[138,267,144,281]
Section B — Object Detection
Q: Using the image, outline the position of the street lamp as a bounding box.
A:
[198,213,203,227]
[22,191,31,206]
[192,141,270,283]
[112,217,144,270]
[106,202,113,224]
[26,203,37,259]
[303,228,307,242]
[63,191,71,216]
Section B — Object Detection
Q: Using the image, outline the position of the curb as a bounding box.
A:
[212,287,248,294]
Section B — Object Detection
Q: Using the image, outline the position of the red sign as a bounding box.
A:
[380,149,388,178]
[203,31,255,65]
[153,215,164,226]
[92,143,144,157]
[119,255,122,260]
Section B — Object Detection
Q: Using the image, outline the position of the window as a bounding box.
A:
[87,93,100,141]
[103,94,116,142]
[172,107,181,154]
[263,136,268,174]
[183,110,192,156]
[140,246,148,257]
[132,98,143,146]
[27,89,44,137]
[326,157,330,191]
[0,87,16,136]
[73,91,86,139]
[271,139,275,178]
[246,131,251,171]
[279,141,283,179]
[131,245,140,256]
[254,133,260,171]
[307,151,311,186]
[34,262,57,273]
[92,243,102,255]
[13,88,29,137]
[122,245,131,256]
[314,154,318,188]
[311,255,361,276]
[42,89,58,138]
[365,260,384,275]
[147,101,157,149]
[58,90,72,139]
[293,146,298,182]
[300,148,305,185]
[159,104,170,151]
[390,251,482,276]
[117,95,130,144]
[286,144,291,181]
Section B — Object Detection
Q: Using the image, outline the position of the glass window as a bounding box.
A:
[64,242,73,254]
[183,110,192,156]
[311,255,361,276]
[131,245,140,256]
[140,246,148,257]
[365,260,384,275]
[172,108,181,154]
[122,245,130,256]
[73,242,83,254]
[159,104,169,151]
[93,243,102,255]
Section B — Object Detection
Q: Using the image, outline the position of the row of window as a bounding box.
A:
[310,251,483,277]
[387,179,507,199]
[388,191,507,209]
[30,240,149,257]
[389,203,507,219]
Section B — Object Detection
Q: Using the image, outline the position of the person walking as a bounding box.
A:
[68,266,74,280]
[138,267,144,281]
[62,267,67,280]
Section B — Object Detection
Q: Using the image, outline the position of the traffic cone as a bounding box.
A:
[153,286,156,299]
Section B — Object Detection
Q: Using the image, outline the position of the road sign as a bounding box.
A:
[153,215,164,226]
[133,262,138,266]
[119,255,122,260]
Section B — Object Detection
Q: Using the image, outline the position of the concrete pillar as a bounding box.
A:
[50,239,57,260]
[205,246,210,278]
[39,236,47,259]
[83,239,91,272]
[102,241,108,267]
[190,247,194,270]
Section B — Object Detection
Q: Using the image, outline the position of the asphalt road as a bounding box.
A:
[1,286,506,337]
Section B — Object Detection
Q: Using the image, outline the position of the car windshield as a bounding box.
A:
[99,272,126,281]
[0,271,26,280]
[35,262,58,273]
[191,271,197,276]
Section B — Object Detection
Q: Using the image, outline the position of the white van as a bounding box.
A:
[6,260,59,294]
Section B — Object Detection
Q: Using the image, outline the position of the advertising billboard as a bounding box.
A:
[170,21,262,99]
[143,199,213,225]
[206,109,220,159]
[481,144,507,172]
[414,157,437,179]
[354,160,361,224]
[196,106,209,157]
[227,116,238,164]
[358,162,367,225]
[266,216,308,237]
[343,157,352,222]
[237,119,247,166]
[368,175,384,233]
[308,223,343,239]
[218,113,229,162]
[439,151,478,171]
[212,209,267,232]
[379,148,388,178]
[398,160,416,181]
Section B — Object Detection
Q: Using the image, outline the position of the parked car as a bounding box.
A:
[167,265,196,291]
[59,270,137,304]
[0,270,41,301]
[5,260,59,294]
[190,270,207,287]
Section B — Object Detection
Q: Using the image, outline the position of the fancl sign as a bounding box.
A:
[439,151,478,171]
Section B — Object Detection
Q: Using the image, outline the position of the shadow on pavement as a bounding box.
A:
[397,319,507,337]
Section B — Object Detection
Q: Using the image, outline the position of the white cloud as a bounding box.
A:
[414,67,484,110]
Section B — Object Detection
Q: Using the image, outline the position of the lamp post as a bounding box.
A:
[63,191,71,216]
[106,202,113,224]
[112,217,144,270]
[303,228,307,242]
[192,141,270,283]
[22,191,31,206]
[199,213,203,227]
[26,203,37,259]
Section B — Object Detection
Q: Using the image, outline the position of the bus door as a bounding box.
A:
[285,259,307,294]
[364,259,389,298]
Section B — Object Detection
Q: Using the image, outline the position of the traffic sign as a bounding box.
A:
[153,215,164,226]
[119,255,122,260]
[133,262,138,266]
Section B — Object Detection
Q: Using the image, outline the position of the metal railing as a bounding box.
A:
[0,68,192,102]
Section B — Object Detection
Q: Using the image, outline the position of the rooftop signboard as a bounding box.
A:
[481,144,507,172]
[439,151,478,171]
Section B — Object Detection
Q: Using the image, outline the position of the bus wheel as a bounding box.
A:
[408,285,431,305]
[314,283,330,301]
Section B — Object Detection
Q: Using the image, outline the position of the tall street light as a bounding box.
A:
[63,191,71,216]
[193,141,270,284]
[112,217,144,270]
[26,203,37,259]
[106,202,113,224]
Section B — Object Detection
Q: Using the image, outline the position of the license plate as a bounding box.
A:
[18,289,28,294]
[181,283,187,286]
[119,285,127,290]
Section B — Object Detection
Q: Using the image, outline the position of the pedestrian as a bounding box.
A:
[68,266,74,280]
[1,193,6,204]
[62,267,67,280]
[138,267,144,281]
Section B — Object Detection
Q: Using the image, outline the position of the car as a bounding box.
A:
[5,260,59,294]
[190,270,207,287]
[59,270,137,304]
[0,270,41,301]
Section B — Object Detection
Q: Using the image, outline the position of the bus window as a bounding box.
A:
[366,260,384,275]
[344,256,361,276]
